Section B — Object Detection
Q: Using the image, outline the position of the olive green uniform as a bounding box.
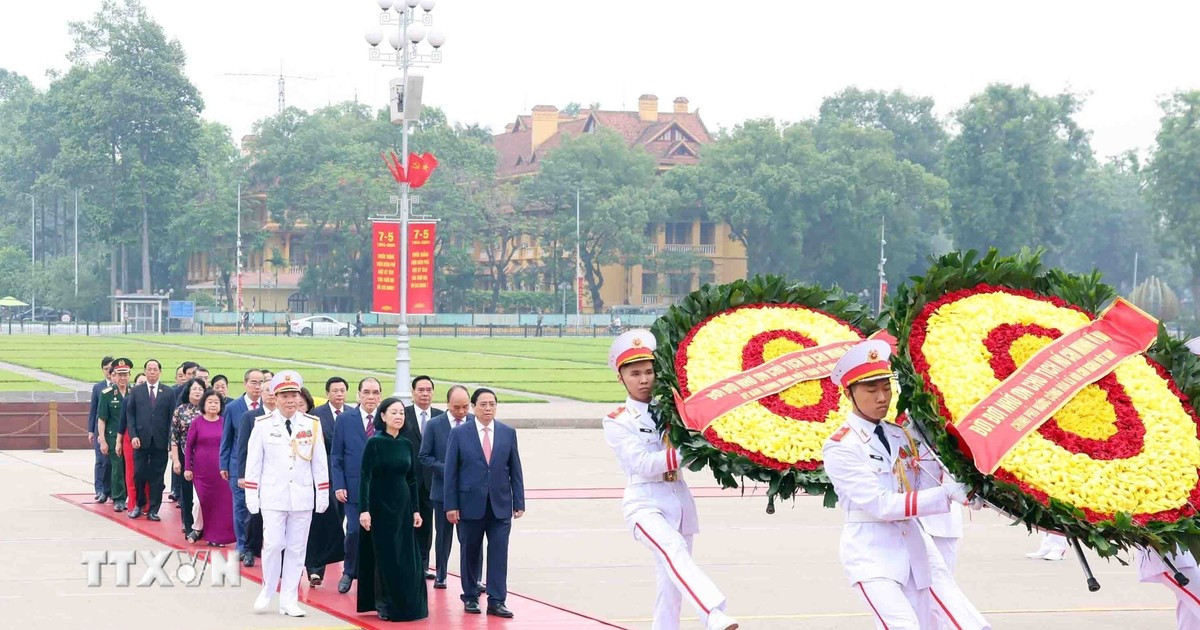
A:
[98,386,128,503]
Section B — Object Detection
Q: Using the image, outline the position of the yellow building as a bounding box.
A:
[185,187,322,314]
[487,94,748,312]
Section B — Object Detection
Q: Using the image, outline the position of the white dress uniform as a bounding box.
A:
[823,340,989,630]
[1137,544,1200,627]
[244,371,329,617]
[900,422,965,572]
[603,330,737,630]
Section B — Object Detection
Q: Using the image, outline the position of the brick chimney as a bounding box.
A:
[673,97,689,114]
[638,94,659,122]
[531,105,560,151]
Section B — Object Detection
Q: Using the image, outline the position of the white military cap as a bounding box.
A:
[609,329,656,373]
[830,339,893,389]
[268,370,304,394]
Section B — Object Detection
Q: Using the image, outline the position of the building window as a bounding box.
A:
[642,272,658,294]
[287,292,309,312]
[700,222,716,245]
[668,273,692,296]
[699,272,716,286]
[665,222,693,245]
[644,223,656,239]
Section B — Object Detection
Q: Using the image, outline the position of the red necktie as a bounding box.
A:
[481,427,492,464]
[365,415,375,438]
[251,401,259,410]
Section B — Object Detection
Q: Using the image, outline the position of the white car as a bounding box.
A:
[289,315,350,337]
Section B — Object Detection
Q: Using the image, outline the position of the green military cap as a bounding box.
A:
[111,358,133,373]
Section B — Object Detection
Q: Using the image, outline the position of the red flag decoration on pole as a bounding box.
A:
[406,222,437,314]
[371,220,401,314]
[382,152,406,184]
[407,152,439,188]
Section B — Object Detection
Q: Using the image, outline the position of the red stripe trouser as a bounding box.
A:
[633,514,725,630]
[1152,568,1200,629]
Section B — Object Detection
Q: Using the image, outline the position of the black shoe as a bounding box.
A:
[96,493,109,504]
[433,579,447,589]
[168,493,177,502]
[377,612,392,622]
[113,502,125,512]
[337,575,352,593]
[94,492,102,502]
[424,569,436,580]
[242,554,255,568]
[186,531,200,544]
[146,512,161,522]
[174,503,181,509]
[487,604,514,618]
[128,507,143,519]
[479,582,486,591]
[464,600,481,614]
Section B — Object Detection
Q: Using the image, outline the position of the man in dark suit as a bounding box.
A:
[403,375,442,579]
[123,359,175,521]
[312,377,350,428]
[219,368,264,565]
[445,388,525,618]
[88,356,114,503]
[419,384,479,589]
[331,377,383,594]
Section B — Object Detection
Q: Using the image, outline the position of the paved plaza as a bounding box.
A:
[2,429,1179,629]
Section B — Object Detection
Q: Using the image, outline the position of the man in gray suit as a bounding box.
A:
[419,384,480,589]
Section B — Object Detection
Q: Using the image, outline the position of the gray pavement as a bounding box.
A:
[1,429,1180,629]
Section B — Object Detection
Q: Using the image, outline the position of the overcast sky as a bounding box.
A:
[3,0,1198,160]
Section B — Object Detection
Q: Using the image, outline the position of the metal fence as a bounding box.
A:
[0,319,634,338]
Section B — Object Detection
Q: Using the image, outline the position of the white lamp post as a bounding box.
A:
[364,0,446,403]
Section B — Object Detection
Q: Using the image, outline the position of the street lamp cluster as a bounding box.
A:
[362,0,446,403]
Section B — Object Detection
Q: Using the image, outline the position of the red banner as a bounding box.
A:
[673,330,897,432]
[955,298,1159,474]
[406,222,436,314]
[371,221,401,314]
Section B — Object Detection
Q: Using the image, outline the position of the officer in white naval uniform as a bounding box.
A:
[245,370,330,617]
[602,330,738,630]
[823,339,989,630]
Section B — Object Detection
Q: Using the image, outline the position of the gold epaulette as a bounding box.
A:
[606,405,626,419]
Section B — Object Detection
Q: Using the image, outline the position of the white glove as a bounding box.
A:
[944,481,972,505]
[967,495,986,511]
[316,495,329,514]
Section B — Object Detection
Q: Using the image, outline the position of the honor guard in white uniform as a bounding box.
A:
[1136,547,1200,629]
[823,340,989,630]
[602,330,739,630]
[244,370,330,617]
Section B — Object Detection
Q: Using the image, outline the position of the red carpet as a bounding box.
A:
[57,492,626,629]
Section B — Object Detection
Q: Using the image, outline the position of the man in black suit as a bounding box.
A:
[88,356,114,503]
[123,359,175,521]
[311,377,350,428]
[419,384,479,589]
[403,375,442,579]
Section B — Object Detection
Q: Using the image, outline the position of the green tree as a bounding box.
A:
[818,87,947,172]
[1055,153,1158,290]
[1149,90,1200,316]
[525,129,673,312]
[944,84,1093,254]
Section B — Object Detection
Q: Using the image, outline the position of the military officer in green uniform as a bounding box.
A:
[97,358,132,511]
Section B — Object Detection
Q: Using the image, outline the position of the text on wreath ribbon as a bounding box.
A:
[954,298,1159,474]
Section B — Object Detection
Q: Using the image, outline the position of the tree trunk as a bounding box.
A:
[120,244,129,292]
[110,250,118,297]
[140,194,151,293]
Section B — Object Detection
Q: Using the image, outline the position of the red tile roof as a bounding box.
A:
[494,104,711,178]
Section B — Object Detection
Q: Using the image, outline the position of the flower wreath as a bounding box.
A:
[891,250,1200,556]
[651,275,882,506]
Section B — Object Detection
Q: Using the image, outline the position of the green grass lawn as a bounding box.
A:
[0,335,625,402]
[0,367,67,392]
